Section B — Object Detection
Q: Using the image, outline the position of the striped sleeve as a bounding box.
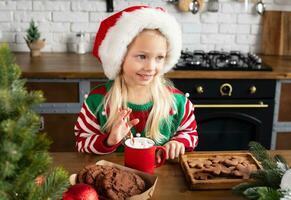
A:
[74,100,120,154]
[171,98,198,151]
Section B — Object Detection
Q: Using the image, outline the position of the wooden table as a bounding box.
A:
[51,150,291,200]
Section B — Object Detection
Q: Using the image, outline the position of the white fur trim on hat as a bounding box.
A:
[99,7,182,80]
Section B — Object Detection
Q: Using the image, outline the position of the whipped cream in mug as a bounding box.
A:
[125,137,154,149]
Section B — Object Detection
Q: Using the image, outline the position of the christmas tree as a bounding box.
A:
[0,44,69,200]
[24,20,41,43]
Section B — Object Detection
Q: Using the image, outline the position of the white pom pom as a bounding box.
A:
[281,169,291,190]
[102,111,106,116]
[136,133,141,137]
[185,92,190,97]
[84,94,88,99]
[69,174,77,185]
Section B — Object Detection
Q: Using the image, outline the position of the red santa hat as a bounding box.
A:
[92,5,182,80]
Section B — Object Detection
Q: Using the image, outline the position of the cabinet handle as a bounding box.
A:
[195,101,268,108]
[220,83,232,96]
[249,86,257,94]
[196,86,204,94]
[39,116,45,131]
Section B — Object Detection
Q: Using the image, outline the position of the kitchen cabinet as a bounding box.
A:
[276,132,291,149]
[26,82,79,103]
[40,114,78,152]
[25,79,107,152]
[25,81,80,151]
[273,81,291,150]
[278,83,291,121]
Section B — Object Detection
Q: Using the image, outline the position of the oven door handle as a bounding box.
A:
[194,101,269,108]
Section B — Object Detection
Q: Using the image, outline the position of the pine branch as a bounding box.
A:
[251,170,282,189]
[243,187,261,200]
[25,20,41,43]
[244,187,282,200]
[255,187,283,200]
[0,44,19,88]
[233,141,288,199]
[0,44,69,200]
[233,182,262,195]
[249,141,277,170]
[28,168,69,200]
[0,180,13,200]
[274,154,289,174]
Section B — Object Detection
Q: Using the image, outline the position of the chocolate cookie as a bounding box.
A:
[77,164,98,184]
[101,168,146,200]
[77,165,113,186]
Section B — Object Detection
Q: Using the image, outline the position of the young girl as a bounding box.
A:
[74,6,198,161]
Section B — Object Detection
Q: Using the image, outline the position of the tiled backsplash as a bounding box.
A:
[0,0,290,53]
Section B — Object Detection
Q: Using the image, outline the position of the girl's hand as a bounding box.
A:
[107,108,139,146]
[156,140,185,163]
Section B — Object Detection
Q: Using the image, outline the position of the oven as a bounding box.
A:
[172,50,275,151]
[172,79,275,151]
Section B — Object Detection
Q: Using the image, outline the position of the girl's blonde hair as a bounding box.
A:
[103,75,175,143]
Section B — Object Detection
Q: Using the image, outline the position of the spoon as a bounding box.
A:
[129,132,135,145]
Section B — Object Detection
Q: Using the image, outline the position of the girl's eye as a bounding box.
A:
[137,55,146,59]
[156,56,165,61]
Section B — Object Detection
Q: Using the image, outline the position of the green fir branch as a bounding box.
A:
[0,44,69,199]
[249,141,277,170]
[28,168,69,200]
[251,170,282,189]
[233,182,262,196]
[0,44,18,88]
[244,187,283,200]
[24,20,41,43]
[274,154,289,174]
[233,141,289,200]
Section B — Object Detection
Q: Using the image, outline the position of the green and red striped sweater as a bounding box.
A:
[74,81,198,154]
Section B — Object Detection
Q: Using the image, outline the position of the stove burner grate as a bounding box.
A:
[174,50,272,71]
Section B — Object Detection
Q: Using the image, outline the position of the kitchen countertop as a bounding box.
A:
[51,150,291,200]
[15,52,291,79]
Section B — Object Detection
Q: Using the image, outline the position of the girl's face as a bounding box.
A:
[122,30,167,87]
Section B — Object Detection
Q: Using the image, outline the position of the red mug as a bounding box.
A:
[124,137,167,174]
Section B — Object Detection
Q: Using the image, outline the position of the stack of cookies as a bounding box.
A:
[187,155,258,180]
[77,164,146,200]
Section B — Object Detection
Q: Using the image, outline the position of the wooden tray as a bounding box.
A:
[180,152,262,190]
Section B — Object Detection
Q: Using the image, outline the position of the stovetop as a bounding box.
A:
[174,50,272,71]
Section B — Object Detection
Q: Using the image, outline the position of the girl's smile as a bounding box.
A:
[136,73,155,81]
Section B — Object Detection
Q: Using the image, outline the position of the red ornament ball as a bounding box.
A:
[63,183,99,200]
